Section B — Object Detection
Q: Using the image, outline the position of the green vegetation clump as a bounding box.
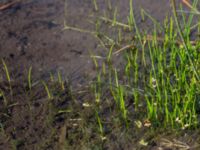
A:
[89,0,200,130]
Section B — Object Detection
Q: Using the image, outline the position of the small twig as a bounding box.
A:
[146,34,196,45]
[182,0,193,9]
[0,1,19,11]
[113,34,196,55]
[113,44,135,55]
[160,138,190,149]
[182,0,200,14]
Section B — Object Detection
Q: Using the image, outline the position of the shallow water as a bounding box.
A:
[0,0,195,86]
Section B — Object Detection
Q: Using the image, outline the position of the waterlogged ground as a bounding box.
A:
[0,0,200,149]
[0,0,175,85]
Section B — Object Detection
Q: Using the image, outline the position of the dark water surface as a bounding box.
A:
[0,0,194,86]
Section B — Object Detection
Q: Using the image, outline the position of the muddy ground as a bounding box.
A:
[0,0,175,85]
[0,0,200,150]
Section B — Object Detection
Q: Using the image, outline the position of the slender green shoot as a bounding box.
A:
[112,7,118,26]
[42,81,53,100]
[171,0,200,81]
[2,59,11,83]
[0,90,7,107]
[58,71,65,91]
[95,110,104,137]
[92,0,98,11]
[2,59,12,96]
[28,66,32,90]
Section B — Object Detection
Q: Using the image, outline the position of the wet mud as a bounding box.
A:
[0,0,177,86]
[0,0,199,149]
